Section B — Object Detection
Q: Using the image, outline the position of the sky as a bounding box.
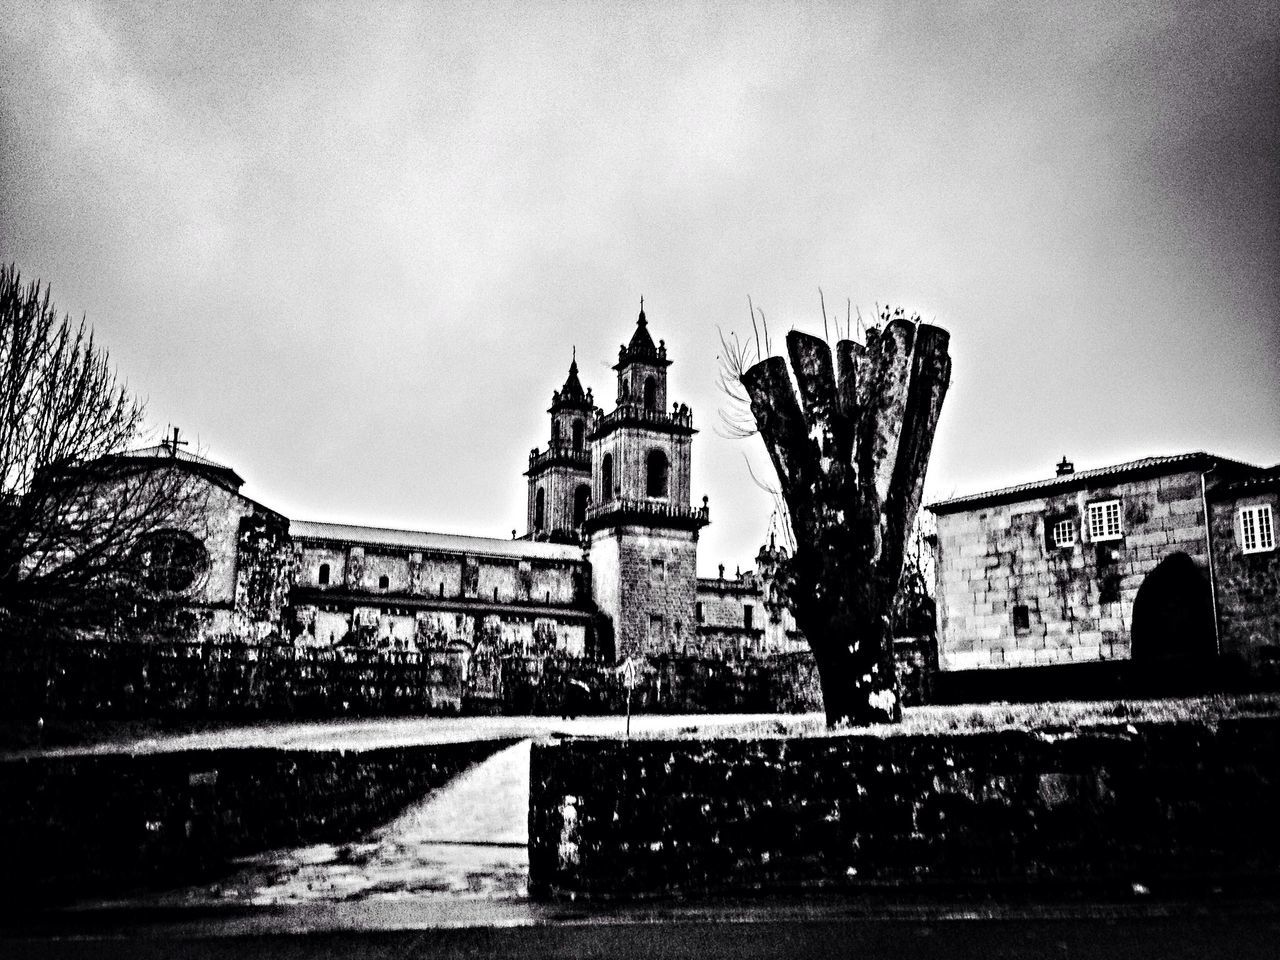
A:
[2,0,1277,576]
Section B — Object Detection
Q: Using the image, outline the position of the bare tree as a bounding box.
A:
[0,266,205,636]
[734,304,951,726]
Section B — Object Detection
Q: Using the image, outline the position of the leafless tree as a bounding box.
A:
[731,301,951,726]
[0,266,206,636]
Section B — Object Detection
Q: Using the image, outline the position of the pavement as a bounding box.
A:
[7,895,1280,958]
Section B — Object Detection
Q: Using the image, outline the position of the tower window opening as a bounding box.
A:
[601,453,613,501]
[552,420,560,444]
[643,375,657,410]
[318,563,330,586]
[646,449,669,498]
[573,484,590,527]
[378,574,389,590]
[535,488,545,531]
[572,419,584,451]
[744,604,754,630]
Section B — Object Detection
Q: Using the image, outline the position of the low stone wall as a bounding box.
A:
[1,639,833,721]
[0,737,516,903]
[528,718,1280,900]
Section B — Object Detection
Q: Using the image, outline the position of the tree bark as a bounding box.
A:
[741,319,950,726]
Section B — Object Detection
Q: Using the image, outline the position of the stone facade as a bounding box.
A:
[588,525,698,658]
[290,522,590,661]
[529,712,1280,900]
[693,544,807,658]
[82,446,292,640]
[928,453,1275,678]
[1209,469,1280,675]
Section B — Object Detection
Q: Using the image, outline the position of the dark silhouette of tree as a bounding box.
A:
[730,303,951,726]
[0,266,205,636]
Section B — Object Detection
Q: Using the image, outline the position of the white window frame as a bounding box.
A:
[1051,518,1075,549]
[1239,504,1275,554]
[1087,499,1123,542]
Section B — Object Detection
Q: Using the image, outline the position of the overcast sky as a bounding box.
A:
[2,1,1277,575]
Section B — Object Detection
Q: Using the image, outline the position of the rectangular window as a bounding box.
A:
[1051,518,1075,549]
[648,614,663,644]
[650,558,666,579]
[1240,504,1275,554]
[1012,604,1030,634]
[695,601,704,623]
[743,604,754,630]
[1087,499,1123,541]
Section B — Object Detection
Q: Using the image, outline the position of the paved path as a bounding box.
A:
[81,740,536,913]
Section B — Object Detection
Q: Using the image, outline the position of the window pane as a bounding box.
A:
[1242,509,1258,551]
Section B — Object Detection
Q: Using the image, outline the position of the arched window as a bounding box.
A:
[601,453,613,501]
[318,563,330,586]
[646,449,669,498]
[534,487,545,530]
[573,484,590,526]
[552,420,561,444]
[643,376,657,410]
[378,574,389,590]
[572,419,584,451]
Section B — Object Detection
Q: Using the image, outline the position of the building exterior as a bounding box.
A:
[288,521,591,656]
[105,306,800,671]
[927,453,1278,683]
[1207,467,1280,677]
[85,442,293,640]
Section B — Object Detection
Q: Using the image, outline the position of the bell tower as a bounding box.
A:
[585,301,709,657]
[526,352,594,541]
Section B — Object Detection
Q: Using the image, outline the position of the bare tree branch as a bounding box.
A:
[0,266,208,637]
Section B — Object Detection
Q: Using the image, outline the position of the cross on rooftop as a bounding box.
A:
[163,426,188,458]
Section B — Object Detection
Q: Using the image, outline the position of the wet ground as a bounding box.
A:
[44,714,807,924]
[9,710,1280,955]
[86,739,535,912]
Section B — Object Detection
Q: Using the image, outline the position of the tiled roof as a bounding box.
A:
[110,445,244,489]
[290,519,586,562]
[1209,464,1280,498]
[926,452,1258,514]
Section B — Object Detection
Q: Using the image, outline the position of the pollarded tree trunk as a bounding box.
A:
[740,318,950,726]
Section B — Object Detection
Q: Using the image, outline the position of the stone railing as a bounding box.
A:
[528,442,591,472]
[587,496,709,527]
[593,402,694,434]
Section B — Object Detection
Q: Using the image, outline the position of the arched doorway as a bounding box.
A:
[573,484,590,527]
[1130,551,1216,663]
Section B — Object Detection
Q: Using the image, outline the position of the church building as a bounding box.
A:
[281,304,795,664]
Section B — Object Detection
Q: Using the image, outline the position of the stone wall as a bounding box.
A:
[295,542,583,606]
[1,738,516,902]
[1211,486,1280,675]
[592,427,693,506]
[934,468,1211,672]
[0,640,827,721]
[528,717,1280,900]
[695,573,807,657]
[593,526,698,658]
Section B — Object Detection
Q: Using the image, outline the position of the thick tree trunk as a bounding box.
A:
[741,319,950,727]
